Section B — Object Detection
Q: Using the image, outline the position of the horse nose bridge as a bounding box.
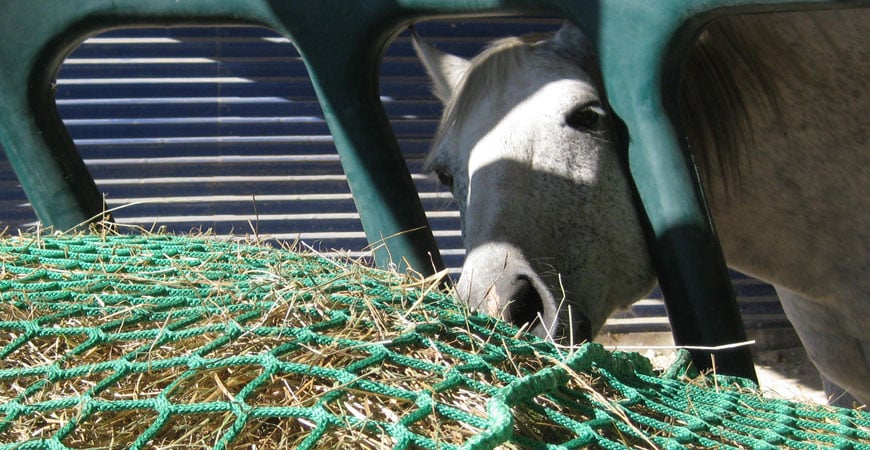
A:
[464,159,535,242]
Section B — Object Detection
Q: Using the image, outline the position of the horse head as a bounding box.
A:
[414,23,656,342]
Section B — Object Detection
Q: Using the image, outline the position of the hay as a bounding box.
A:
[0,230,867,449]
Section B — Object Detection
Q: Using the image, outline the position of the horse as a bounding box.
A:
[413,9,868,407]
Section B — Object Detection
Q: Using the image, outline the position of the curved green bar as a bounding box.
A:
[0,0,864,379]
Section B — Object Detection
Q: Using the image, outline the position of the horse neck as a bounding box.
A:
[681,9,869,297]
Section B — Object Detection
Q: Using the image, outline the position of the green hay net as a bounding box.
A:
[0,233,867,449]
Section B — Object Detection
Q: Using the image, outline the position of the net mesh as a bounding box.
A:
[0,233,867,449]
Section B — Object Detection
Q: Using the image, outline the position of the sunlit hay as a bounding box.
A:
[147,411,238,448]
[0,407,78,443]
[510,373,657,449]
[0,230,508,448]
[230,416,316,450]
[62,408,160,450]
[0,377,37,404]
[97,368,182,401]
[1,229,867,449]
[0,333,90,371]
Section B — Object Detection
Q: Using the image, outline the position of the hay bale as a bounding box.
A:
[0,231,867,449]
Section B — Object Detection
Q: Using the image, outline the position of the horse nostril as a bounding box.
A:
[506,275,545,329]
[572,311,593,344]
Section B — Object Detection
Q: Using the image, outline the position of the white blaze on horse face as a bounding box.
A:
[460,73,653,339]
[466,79,603,184]
[453,79,604,338]
[415,24,656,342]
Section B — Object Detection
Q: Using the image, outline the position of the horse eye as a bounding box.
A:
[434,169,454,190]
[565,104,602,130]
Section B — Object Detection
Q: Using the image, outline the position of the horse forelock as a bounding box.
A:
[426,36,536,169]
[425,33,594,170]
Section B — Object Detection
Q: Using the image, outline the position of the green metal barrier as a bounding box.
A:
[0,0,865,380]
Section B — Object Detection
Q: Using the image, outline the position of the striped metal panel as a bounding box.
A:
[0,19,785,334]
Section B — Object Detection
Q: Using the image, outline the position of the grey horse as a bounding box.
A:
[414,10,868,406]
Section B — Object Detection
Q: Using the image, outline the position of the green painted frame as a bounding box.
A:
[1,0,864,379]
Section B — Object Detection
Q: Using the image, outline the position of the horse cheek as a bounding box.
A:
[560,156,656,332]
[599,174,657,307]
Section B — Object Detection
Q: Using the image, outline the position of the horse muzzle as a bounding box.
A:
[456,243,591,343]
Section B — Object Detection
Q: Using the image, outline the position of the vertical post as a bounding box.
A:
[0,3,106,230]
[0,0,446,275]
[569,1,756,380]
[274,3,445,275]
[0,0,281,231]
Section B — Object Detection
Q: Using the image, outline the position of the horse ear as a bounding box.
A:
[550,21,591,59]
[412,28,470,103]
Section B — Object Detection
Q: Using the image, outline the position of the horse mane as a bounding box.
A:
[675,16,793,191]
[431,35,537,152]
[428,33,596,168]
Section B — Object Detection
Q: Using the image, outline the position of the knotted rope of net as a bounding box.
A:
[0,233,867,449]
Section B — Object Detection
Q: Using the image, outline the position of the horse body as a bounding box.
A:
[414,9,868,406]
[698,12,869,405]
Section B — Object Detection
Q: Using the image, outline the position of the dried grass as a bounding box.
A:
[0,229,537,448]
[0,229,866,449]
